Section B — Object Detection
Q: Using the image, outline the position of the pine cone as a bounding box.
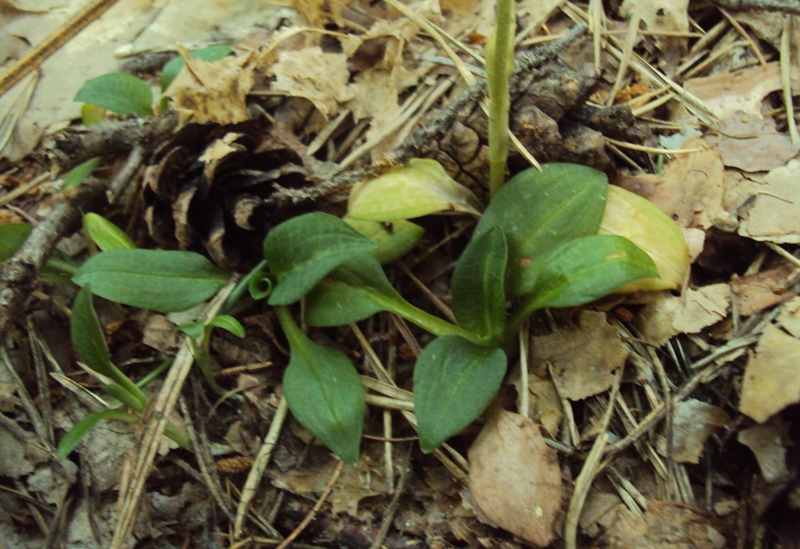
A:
[143,120,315,271]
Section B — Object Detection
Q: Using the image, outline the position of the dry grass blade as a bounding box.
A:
[607,8,642,107]
[111,278,237,549]
[780,18,799,144]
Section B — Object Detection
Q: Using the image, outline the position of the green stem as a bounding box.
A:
[372,293,480,344]
[136,357,173,388]
[486,0,516,196]
[222,259,268,313]
[193,331,227,396]
[44,257,79,276]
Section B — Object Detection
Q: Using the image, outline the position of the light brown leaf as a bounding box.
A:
[270,47,353,118]
[468,410,561,546]
[738,416,791,483]
[738,159,800,244]
[709,113,800,173]
[777,296,800,339]
[740,323,800,423]
[659,398,730,464]
[532,311,629,401]
[731,264,797,317]
[637,284,731,346]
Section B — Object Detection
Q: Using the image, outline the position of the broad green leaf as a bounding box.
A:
[599,185,689,292]
[161,44,233,91]
[209,314,245,338]
[451,227,508,342]
[305,253,402,326]
[63,157,103,190]
[83,213,136,250]
[264,213,375,305]
[75,73,154,117]
[73,249,229,312]
[474,164,608,297]
[414,336,507,453]
[277,308,365,464]
[0,223,31,262]
[348,158,482,221]
[344,217,424,264]
[521,235,658,314]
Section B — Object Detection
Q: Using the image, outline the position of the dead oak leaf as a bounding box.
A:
[270,47,353,119]
[169,48,256,126]
[708,113,800,173]
[777,296,800,339]
[468,410,561,546]
[531,311,629,401]
[740,323,800,423]
[731,263,797,317]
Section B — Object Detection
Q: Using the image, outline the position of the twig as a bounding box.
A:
[274,459,344,549]
[0,178,107,343]
[712,0,800,16]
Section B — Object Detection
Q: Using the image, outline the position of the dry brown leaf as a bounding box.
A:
[293,0,353,27]
[659,398,730,464]
[740,323,800,423]
[532,311,629,401]
[169,50,256,126]
[468,410,561,546]
[520,372,563,438]
[738,416,791,483]
[684,62,800,120]
[731,264,798,317]
[709,113,800,173]
[601,501,728,549]
[270,47,353,118]
[620,0,689,37]
[657,138,735,230]
[580,489,622,537]
[738,159,800,244]
[637,284,731,346]
[777,296,800,339]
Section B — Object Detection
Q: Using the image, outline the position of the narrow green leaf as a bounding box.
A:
[264,213,375,306]
[57,410,139,458]
[71,286,114,378]
[63,157,102,190]
[161,44,233,91]
[277,307,365,464]
[209,314,245,338]
[75,73,154,117]
[522,235,659,313]
[101,383,146,411]
[73,249,229,312]
[177,321,206,340]
[0,223,32,262]
[83,213,136,250]
[344,217,425,264]
[414,336,507,453]
[451,227,507,342]
[474,163,608,297]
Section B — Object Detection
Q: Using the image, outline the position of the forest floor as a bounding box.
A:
[1,0,800,547]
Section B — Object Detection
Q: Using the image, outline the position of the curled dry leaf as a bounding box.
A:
[468,409,561,546]
[659,398,730,464]
[637,284,731,346]
[740,324,800,423]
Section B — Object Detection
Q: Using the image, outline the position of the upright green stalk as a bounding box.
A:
[486,0,516,196]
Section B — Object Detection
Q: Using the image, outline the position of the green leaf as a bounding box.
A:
[161,44,233,91]
[57,410,139,458]
[522,235,659,313]
[71,287,147,405]
[101,383,146,411]
[474,163,608,297]
[451,227,507,342]
[414,336,507,453]
[264,213,375,306]
[0,223,31,262]
[344,217,424,264]
[73,249,229,312]
[63,157,102,190]
[80,103,106,126]
[305,253,401,326]
[277,307,365,464]
[177,321,206,340]
[347,158,482,221]
[75,73,154,117]
[83,213,136,250]
[209,314,245,338]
